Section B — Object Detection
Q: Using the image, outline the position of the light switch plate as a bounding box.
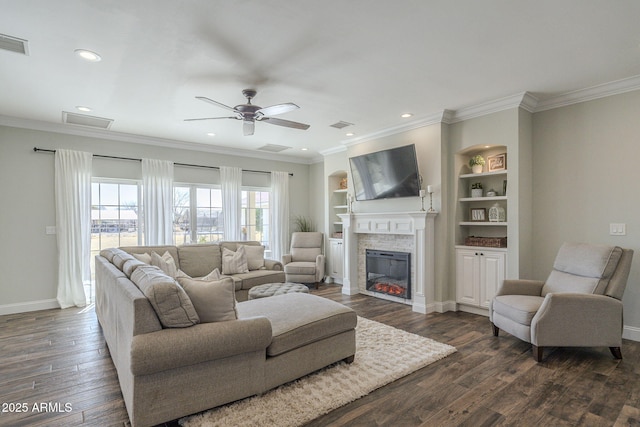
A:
[609,223,626,236]
[45,226,56,235]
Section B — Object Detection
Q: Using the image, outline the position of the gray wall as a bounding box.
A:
[532,90,640,339]
[0,125,311,312]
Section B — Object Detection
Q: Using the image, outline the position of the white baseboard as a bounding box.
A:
[432,300,457,313]
[0,299,59,316]
[623,325,640,342]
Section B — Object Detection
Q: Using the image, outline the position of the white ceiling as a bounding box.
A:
[1,1,640,163]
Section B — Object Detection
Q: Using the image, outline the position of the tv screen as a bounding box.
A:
[349,144,421,201]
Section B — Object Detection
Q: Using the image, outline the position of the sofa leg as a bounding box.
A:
[492,323,499,337]
[532,345,543,362]
[343,355,355,364]
[610,347,623,359]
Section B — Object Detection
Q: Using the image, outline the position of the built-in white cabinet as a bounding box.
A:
[455,246,507,315]
[326,171,348,284]
[328,238,344,283]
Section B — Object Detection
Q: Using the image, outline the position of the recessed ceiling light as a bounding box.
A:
[74,49,102,62]
[301,148,308,151]
[206,132,216,137]
[76,106,92,112]
[346,132,355,137]
[401,113,413,118]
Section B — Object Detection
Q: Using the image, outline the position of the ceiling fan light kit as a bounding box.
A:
[186,89,310,136]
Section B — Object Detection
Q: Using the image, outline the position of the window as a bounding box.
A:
[90,179,141,302]
[174,185,224,244]
[242,189,270,253]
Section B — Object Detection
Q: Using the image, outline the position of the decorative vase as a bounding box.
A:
[472,164,483,174]
[488,203,506,222]
[471,188,483,198]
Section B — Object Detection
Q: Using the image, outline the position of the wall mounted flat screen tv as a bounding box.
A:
[349,144,421,201]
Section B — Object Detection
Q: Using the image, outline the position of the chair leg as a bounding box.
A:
[532,345,544,362]
[492,323,499,337]
[610,347,623,359]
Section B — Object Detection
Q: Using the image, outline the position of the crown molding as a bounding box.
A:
[0,115,315,165]
[447,92,537,123]
[534,74,640,112]
[339,110,449,149]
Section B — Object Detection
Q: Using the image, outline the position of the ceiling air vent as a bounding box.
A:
[0,33,29,55]
[257,144,291,153]
[329,121,354,129]
[62,111,113,130]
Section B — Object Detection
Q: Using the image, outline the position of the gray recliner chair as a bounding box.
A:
[491,242,633,362]
[282,232,325,288]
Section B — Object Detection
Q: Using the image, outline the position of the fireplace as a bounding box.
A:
[365,250,411,299]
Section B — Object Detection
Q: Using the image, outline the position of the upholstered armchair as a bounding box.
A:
[491,242,633,362]
[282,232,325,288]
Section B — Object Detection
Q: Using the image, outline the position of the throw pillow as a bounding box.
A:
[222,246,249,275]
[176,267,222,281]
[131,265,199,328]
[132,252,152,264]
[178,276,238,322]
[151,251,178,278]
[242,245,265,270]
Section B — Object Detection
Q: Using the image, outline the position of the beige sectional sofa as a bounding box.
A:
[95,241,357,427]
[120,241,286,301]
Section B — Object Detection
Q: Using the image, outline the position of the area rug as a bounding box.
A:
[180,317,456,427]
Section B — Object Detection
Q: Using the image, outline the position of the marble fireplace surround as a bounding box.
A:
[337,211,437,314]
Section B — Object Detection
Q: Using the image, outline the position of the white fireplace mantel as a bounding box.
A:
[337,211,437,314]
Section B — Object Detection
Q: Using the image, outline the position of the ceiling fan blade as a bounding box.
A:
[243,120,255,136]
[184,116,239,121]
[261,117,310,130]
[255,102,299,117]
[195,96,238,113]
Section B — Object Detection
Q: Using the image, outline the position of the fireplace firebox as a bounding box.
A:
[365,249,411,299]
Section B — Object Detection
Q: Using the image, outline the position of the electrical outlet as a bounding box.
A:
[609,223,626,236]
[45,226,56,235]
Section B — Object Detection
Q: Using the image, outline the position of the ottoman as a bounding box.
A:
[248,282,310,300]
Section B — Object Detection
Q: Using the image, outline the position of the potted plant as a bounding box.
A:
[471,182,483,198]
[469,155,485,174]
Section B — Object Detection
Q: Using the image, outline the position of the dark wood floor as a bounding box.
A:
[2,285,639,426]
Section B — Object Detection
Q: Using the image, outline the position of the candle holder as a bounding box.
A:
[427,185,435,212]
[419,189,426,211]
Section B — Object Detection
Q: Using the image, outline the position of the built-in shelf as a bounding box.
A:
[460,221,507,226]
[459,170,508,179]
[333,188,348,193]
[459,196,507,202]
[334,205,348,209]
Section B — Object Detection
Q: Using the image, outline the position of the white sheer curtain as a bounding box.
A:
[142,158,174,245]
[221,166,242,241]
[270,171,290,262]
[55,149,92,308]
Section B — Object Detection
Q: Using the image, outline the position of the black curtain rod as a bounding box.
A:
[33,147,293,176]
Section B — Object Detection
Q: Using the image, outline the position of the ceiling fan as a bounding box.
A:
[185,89,310,136]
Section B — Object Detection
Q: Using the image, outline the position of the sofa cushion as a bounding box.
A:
[542,243,623,296]
[122,258,147,278]
[177,276,238,322]
[131,265,199,328]
[112,251,136,270]
[241,244,265,270]
[229,270,287,290]
[222,246,249,275]
[493,295,544,326]
[237,293,357,357]
[132,252,152,264]
[177,243,222,278]
[284,261,317,276]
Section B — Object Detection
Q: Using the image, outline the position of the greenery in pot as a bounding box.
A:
[293,215,315,232]
[469,155,485,167]
[471,182,483,189]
